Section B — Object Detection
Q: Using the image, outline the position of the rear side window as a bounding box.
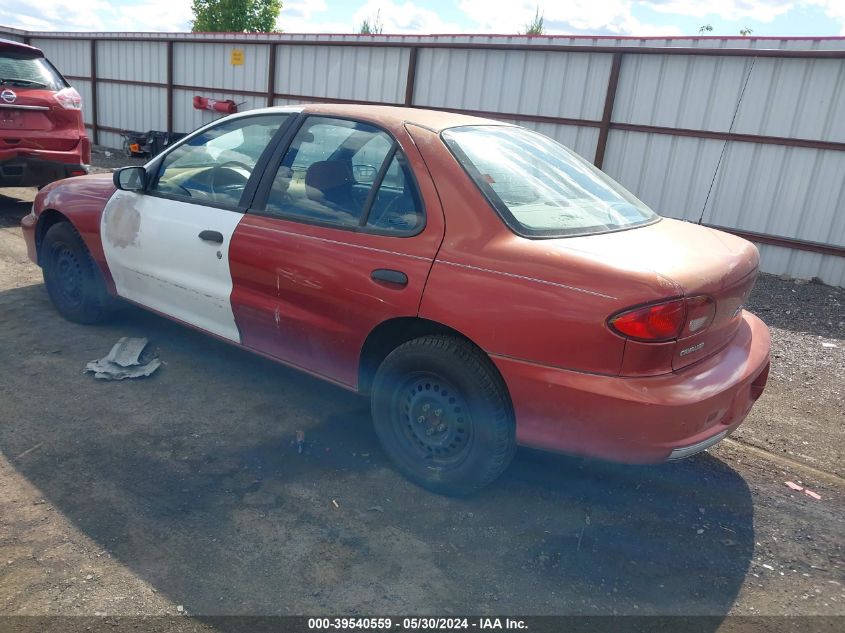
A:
[442,125,659,238]
[0,51,66,91]
[263,116,424,234]
[364,153,424,233]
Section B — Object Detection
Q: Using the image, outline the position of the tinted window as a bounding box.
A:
[264,117,394,227]
[443,125,659,238]
[0,51,66,91]
[151,114,287,207]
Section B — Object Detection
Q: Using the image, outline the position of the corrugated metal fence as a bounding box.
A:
[3,26,844,285]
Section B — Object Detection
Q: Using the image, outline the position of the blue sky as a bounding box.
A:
[2,1,844,36]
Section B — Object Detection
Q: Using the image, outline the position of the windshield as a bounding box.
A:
[0,51,66,91]
[442,125,659,238]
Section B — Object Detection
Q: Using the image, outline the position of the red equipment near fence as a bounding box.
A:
[192,95,238,114]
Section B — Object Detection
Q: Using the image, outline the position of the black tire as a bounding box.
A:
[371,335,516,496]
[41,222,114,324]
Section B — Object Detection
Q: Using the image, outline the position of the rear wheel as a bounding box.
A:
[41,222,114,324]
[371,335,516,496]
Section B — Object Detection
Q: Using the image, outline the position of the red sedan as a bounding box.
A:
[21,104,771,495]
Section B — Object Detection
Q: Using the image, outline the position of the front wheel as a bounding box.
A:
[41,222,115,324]
[371,335,516,496]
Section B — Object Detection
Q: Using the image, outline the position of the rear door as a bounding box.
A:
[101,113,293,341]
[229,115,445,387]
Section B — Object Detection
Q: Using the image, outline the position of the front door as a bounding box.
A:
[101,113,291,341]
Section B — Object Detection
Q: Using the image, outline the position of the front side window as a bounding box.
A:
[263,116,423,233]
[151,114,288,207]
[442,125,659,238]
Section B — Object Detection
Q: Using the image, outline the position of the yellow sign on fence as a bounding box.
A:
[230,49,244,66]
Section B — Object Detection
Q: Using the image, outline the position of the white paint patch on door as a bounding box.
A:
[101,191,244,342]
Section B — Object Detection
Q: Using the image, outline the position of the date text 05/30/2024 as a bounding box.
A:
[308,618,528,630]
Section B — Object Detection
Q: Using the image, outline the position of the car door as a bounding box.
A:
[229,115,445,387]
[100,113,292,341]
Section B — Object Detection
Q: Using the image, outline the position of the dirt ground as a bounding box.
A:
[0,183,843,628]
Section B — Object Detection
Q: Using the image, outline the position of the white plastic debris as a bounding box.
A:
[85,337,161,380]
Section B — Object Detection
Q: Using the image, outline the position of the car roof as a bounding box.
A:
[243,103,512,134]
[0,38,42,56]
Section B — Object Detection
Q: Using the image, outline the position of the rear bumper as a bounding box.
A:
[0,151,89,187]
[493,311,771,463]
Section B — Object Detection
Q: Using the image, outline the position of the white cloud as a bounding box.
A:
[645,0,845,35]
[110,0,193,32]
[644,1,793,22]
[350,1,463,34]
[0,0,193,32]
[2,0,843,36]
[276,0,463,34]
[278,0,350,32]
[806,0,845,35]
[1,0,111,31]
[457,0,682,36]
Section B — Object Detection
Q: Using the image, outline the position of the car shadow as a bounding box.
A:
[0,283,754,623]
[0,189,34,228]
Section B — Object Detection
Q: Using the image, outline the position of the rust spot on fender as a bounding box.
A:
[104,195,141,248]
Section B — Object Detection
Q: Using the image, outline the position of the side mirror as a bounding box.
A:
[113,166,147,192]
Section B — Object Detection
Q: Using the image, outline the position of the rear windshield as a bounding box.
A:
[442,125,659,238]
[0,51,66,91]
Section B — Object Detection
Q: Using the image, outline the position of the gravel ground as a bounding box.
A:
[0,178,843,625]
[738,275,844,477]
[88,145,147,174]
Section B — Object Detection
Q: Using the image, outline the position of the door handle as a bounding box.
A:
[198,230,224,244]
[371,269,408,286]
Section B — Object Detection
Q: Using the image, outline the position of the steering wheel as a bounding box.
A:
[209,161,252,197]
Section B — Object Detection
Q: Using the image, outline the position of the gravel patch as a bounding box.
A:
[89,144,147,174]
[746,273,844,385]
[740,273,844,476]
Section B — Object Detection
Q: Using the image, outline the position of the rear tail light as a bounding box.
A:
[55,87,82,110]
[608,295,715,342]
[682,295,716,337]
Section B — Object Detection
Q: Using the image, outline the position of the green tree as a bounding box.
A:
[698,24,713,34]
[739,27,753,36]
[359,9,384,34]
[191,0,282,33]
[522,7,545,35]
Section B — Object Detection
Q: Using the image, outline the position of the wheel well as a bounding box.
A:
[34,209,70,264]
[358,317,498,396]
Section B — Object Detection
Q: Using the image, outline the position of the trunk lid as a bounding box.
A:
[559,217,759,370]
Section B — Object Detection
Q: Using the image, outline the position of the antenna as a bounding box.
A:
[698,56,757,225]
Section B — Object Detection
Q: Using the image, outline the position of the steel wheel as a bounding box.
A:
[397,372,473,465]
[52,245,85,309]
[372,335,516,496]
[42,222,115,324]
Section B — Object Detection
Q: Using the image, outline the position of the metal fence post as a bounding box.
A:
[404,47,418,106]
[267,43,277,107]
[594,51,622,169]
[166,41,174,134]
[90,39,99,145]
